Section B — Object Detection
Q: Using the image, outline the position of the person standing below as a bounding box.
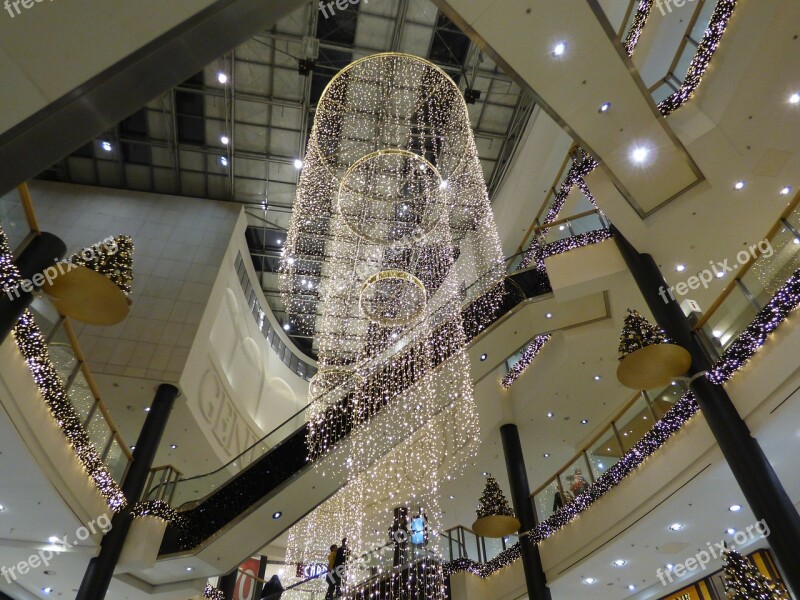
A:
[324,544,338,600]
[332,538,348,598]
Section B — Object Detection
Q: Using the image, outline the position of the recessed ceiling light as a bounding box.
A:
[170,444,177,449]
[729,504,742,512]
[666,563,675,570]
[726,528,736,535]
[734,180,746,190]
[547,412,554,418]
[283,323,291,331]
[0,504,4,511]
[449,495,455,499]
[789,92,800,105]
[613,559,626,567]
[598,462,604,469]
[583,577,596,584]
[669,523,683,531]
[294,159,304,169]
[545,312,553,319]
[48,536,60,544]
[482,471,489,476]
[599,102,611,113]
[676,264,686,272]
[42,588,53,594]
[794,238,800,245]
[780,186,792,195]
[543,453,550,458]
[593,375,601,381]
[186,567,194,572]
[712,330,723,338]
[716,270,726,278]
[219,156,229,167]
[480,354,487,361]
[220,135,229,145]
[272,511,283,520]
[628,584,636,591]
[129,445,135,451]
[552,42,567,57]
[581,419,589,424]
[101,141,113,152]
[144,407,150,412]
[630,146,650,164]
[558,225,565,231]
[217,72,228,84]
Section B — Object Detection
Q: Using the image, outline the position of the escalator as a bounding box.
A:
[154,268,552,561]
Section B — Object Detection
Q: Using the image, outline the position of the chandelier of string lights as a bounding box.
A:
[280,53,505,600]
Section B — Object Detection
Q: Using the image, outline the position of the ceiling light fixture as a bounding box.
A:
[630,146,650,164]
[669,523,683,531]
[552,42,567,57]
[726,528,736,535]
[613,559,626,567]
[101,141,113,152]
[42,588,53,594]
[628,585,636,591]
[713,330,723,338]
[676,264,686,272]
[780,186,792,196]
[272,511,283,520]
[545,312,553,319]
[581,419,589,424]
[729,504,742,512]
[219,156,229,167]
[734,180,746,190]
[283,323,291,331]
[294,159,304,169]
[186,567,194,572]
[48,536,60,544]
[144,407,150,412]
[593,375,601,381]
[789,92,800,105]
[220,135,229,145]
[217,72,228,84]
[449,495,454,500]
[482,472,489,476]
[547,412,554,418]
[599,102,611,113]
[0,505,4,511]
[543,453,550,458]
[480,354,487,361]
[583,577,596,584]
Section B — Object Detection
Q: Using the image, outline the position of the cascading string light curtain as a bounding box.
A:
[280,53,505,599]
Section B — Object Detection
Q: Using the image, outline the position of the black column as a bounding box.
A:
[76,384,179,600]
[500,424,552,600]
[611,225,800,595]
[0,232,66,342]
[218,568,238,600]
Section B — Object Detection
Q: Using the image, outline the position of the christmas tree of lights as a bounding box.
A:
[70,235,134,294]
[476,475,515,519]
[618,308,670,360]
[723,548,790,599]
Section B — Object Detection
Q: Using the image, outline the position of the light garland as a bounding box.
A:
[518,228,612,272]
[11,310,127,511]
[623,0,654,56]
[708,268,800,384]
[501,335,552,389]
[130,500,177,522]
[203,584,225,600]
[541,148,598,227]
[658,0,738,115]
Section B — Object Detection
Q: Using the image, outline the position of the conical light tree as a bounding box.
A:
[723,548,790,599]
[69,235,134,294]
[476,475,515,519]
[618,308,670,360]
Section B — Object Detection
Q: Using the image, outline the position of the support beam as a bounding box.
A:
[500,424,551,600]
[76,384,179,600]
[610,225,800,596]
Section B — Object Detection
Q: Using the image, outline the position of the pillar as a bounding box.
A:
[611,225,800,595]
[500,424,551,600]
[76,384,179,600]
